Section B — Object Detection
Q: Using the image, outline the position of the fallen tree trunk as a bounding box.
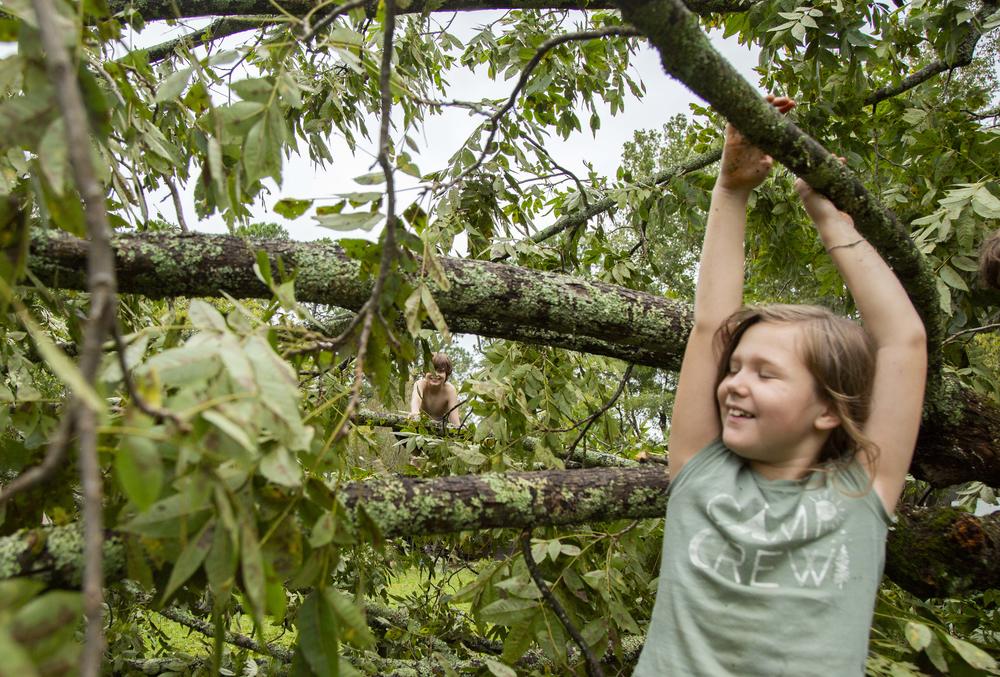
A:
[354,409,638,468]
[27,231,1000,488]
[2,467,997,598]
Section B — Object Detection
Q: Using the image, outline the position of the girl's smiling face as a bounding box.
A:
[716,322,841,478]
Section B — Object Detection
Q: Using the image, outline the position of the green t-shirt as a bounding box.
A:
[633,439,892,676]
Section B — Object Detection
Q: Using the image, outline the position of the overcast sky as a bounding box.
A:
[123,13,761,243]
[3,12,762,242]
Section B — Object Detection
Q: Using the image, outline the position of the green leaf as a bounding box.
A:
[939,264,968,291]
[187,299,228,332]
[155,67,192,103]
[202,409,256,454]
[403,286,422,337]
[925,632,949,673]
[0,630,38,677]
[314,211,383,232]
[945,634,997,670]
[484,658,517,677]
[353,171,386,185]
[297,590,339,677]
[479,598,537,625]
[122,493,210,538]
[420,285,450,341]
[904,621,932,651]
[115,434,163,510]
[274,198,313,219]
[309,511,335,548]
[244,119,269,184]
[230,77,273,102]
[325,588,375,649]
[240,519,266,626]
[161,519,215,603]
[971,186,1000,219]
[205,518,237,597]
[38,119,68,191]
[260,446,302,487]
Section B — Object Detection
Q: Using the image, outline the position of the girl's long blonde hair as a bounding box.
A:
[714,304,878,469]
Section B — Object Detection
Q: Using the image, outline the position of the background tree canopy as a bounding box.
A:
[0,0,999,674]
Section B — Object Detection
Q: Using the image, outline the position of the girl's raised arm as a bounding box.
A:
[796,178,927,512]
[668,96,795,474]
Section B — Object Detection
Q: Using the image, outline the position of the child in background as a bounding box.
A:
[409,352,460,426]
[633,96,927,675]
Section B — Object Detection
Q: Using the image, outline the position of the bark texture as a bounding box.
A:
[27,231,1000,488]
[2,469,998,598]
[106,0,755,22]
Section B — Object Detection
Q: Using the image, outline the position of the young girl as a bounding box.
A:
[633,96,927,676]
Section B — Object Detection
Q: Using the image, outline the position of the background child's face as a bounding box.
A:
[425,370,447,386]
[716,322,838,466]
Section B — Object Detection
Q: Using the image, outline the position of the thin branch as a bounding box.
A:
[524,136,591,210]
[564,364,634,457]
[0,414,74,505]
[31,0,121,671]
[165,176,189,233]
[519,530,605,677]
[439,26,641,194]
[155,607,294,662]
[864,0,998,107]
[112,323,190,430]
[133,17,273,64]
[492,146,722,261]
[942,322,1000,345]
[334,0,400,435]
[300,0,367,44]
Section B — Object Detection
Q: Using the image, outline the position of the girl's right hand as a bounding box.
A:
[717,95,795,193]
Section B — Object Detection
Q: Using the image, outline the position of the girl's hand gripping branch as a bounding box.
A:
[795,173,927,512]
[717,95,796,196]
[668,95,796,474]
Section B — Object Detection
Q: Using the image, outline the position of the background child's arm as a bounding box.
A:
[668,96,795,474]
[446,384,460,426]
[796,178,927,512]
[409,379,424,419]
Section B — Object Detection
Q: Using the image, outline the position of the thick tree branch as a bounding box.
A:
[27,231,1000,488]
[614,0,945,416]
[352,409,639,468]
[4,472,999,598]
[106,0,758,23]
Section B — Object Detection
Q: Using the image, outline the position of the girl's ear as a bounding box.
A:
[813,403,842,431]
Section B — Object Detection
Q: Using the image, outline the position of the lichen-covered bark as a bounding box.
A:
[886,505,1000,599]
[613,0,944,377]
[354,409,638,468]
[29,230,691,370]
[105,0,754,22]
[2,471,998,598]
[27,231,1000,487]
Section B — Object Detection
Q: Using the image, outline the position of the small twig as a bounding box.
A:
[492,146,722,262]
[156,607,293,662]
[112,323,189,430]
[164,176,189,233]
[942,322,1000,345]
[300,0,367,43]
[519,530,605,677]
[524,137,591,210]
[0,413,74,506]
[564,364,634,457]
[439,26,640,194]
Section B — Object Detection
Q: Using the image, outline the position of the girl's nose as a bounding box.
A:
[725,371,749,395]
